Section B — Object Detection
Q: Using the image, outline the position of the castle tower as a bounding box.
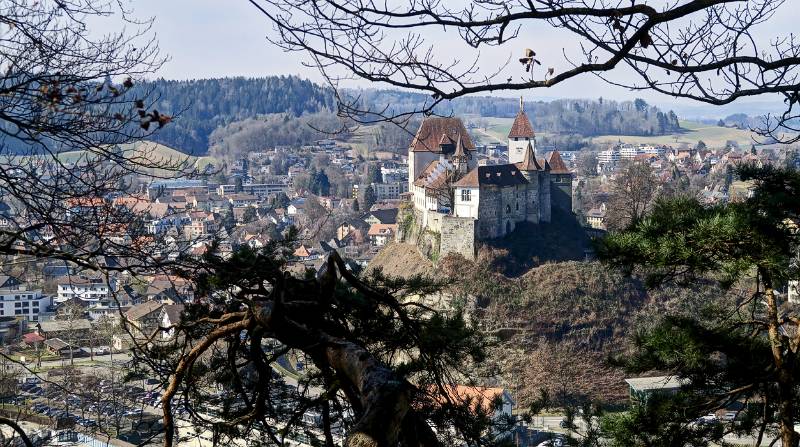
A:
[452,134,469,176]
[516,141,543,223]
[508,97,535,164]
[546,150,573,215]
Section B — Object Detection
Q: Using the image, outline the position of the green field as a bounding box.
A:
[469,117,758,148]
[592,120,757,148]
[54,141,218,174]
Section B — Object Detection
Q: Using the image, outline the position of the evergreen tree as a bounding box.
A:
[597,164,800,447]
[242,207,257,224]
[222,204,236,233]
[234,176,244,193]
[352,198,360,212]
[138,244,503,446]
[271,192,290,209]
[363,185,377,211]
[367,163,383,184]
[316,169,331,196]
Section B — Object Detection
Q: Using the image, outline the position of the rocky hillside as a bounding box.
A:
[370,244,735,406]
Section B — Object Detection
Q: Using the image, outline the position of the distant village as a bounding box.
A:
[1,115,799,346]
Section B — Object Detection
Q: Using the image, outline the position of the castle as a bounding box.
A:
[407,100,573,258]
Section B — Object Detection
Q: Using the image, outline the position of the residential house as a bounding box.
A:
[362,208,399,225]
[123,301,164,335]
[159,304,185,340]
[368,224,397,247]
[287,199,306,217]
[227,193,259,208]
[586,203,607,230]
[36,319,93,346]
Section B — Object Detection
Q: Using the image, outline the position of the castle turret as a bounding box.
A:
[515,141,544,223]
[452,134,469,176]
[546,150,573,214]
[508,97,535,164]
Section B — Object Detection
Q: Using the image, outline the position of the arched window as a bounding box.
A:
[506,204,511,214]
[515,202,519,211]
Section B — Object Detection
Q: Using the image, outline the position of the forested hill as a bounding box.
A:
[136,77,680,155]
[350,89,682,137]
[141,77,336,154]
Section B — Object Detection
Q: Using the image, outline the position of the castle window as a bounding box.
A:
[516,202,519,211]
[461,189,471,202]
[506,204,511,214]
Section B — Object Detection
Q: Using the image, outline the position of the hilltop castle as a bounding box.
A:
[407,100,573,258]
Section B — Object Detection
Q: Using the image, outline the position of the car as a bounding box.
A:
[536,436,566,447]
[696,414,719,425]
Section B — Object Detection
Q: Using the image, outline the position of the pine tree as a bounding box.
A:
[597,164,800,447]
[363,185,377,211]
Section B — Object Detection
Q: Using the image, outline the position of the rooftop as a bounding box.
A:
[410,117,476,153]
[624,376,685,391]
[453,164,529,188]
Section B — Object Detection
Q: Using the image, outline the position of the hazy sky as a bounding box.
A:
[115,0,798,118]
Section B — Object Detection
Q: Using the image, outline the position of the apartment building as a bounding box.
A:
[0,275,52,322]
[55,276,117,304]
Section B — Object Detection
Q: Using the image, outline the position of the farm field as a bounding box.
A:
[592,120,757,148]
[54,141,217,174]
[467,117,759,148]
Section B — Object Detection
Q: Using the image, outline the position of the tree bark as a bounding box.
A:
[763,273,798,447]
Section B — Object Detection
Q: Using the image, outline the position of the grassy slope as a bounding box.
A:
[55,141,217,173]
[471,117,756,148]
[592,120,756,147]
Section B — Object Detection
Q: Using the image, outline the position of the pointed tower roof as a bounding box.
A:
[453,134,466,158]
[546,150,572,174]
[508,97,535,138]
[515,141,542,171]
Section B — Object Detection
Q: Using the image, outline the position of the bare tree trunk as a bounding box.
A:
[763,276,798,447]
[323,339,410,447]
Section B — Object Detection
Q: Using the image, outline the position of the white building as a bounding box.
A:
[619,144,640,160]
[598,148,621,164]
[55,276,117,304]
[0,275,52,322]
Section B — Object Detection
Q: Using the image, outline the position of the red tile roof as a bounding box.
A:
[410,117,475,153]
[546,150,572,174]
[508,110,535,138]
[413,160,452,190]
[515,141,543,171]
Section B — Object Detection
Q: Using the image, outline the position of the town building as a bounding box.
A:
[55,275,117,304]
[0,276,52,322]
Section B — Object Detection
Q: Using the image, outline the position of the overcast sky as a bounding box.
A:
[116,0,798,118]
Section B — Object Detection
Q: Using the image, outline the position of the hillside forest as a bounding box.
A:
[140,77,681,155]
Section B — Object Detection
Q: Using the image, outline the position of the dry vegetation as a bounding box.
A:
[375,244,738,407]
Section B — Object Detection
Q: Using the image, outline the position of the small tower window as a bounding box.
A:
[506,204,511,214]
[516,202,519,211]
